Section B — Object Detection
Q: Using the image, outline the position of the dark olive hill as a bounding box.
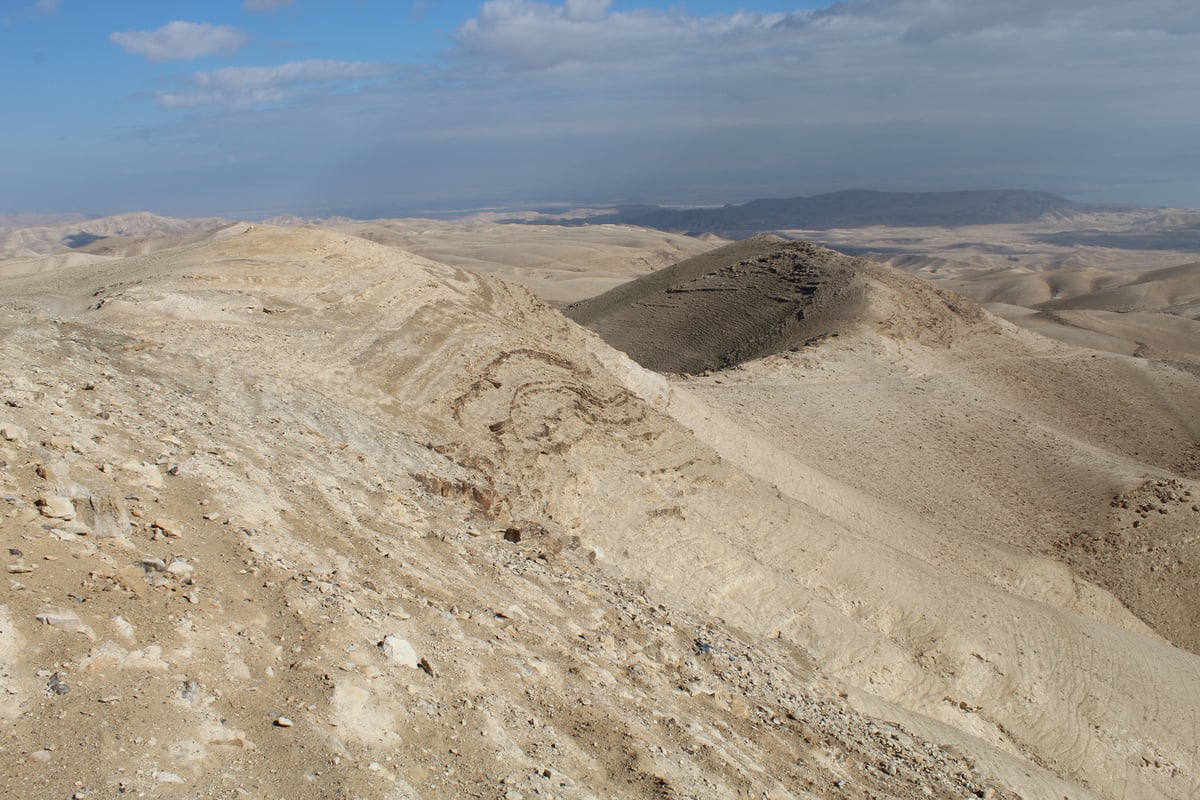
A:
[565,235,989,373]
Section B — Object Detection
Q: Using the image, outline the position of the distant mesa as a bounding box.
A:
[565,235,989,374]
[528,189,1087,237]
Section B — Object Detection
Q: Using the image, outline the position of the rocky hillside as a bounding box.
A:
[2,225,1198,800]
[565,236,992,373]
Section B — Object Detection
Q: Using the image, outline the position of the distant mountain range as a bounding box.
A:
[522,189,1099,237]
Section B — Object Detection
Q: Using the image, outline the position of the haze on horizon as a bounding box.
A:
[2,0,1199,219]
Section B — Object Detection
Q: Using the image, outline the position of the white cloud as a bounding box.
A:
[157,59,396,108]
[812,0,1200,43]
[33,0,63,15]
[244,0,295,12]
[563,0,609,22]
[453,1,800,71]
[110,21,248,62]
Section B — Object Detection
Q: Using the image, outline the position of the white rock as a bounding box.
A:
[34,610,96,640]
[112,616,136,643]
[379,636,419,668]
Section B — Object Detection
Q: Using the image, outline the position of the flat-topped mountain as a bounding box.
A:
[538,189,1087,237]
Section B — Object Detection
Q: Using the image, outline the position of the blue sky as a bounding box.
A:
[2,0,1199,218]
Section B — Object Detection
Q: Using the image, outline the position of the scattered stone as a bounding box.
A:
[0,425,25,443]
[153,771,184,784]
[6,563,33,574]
[418,657,436,678]
[274,716,294,728]
[166,560,194,578]
[26,749,52,763]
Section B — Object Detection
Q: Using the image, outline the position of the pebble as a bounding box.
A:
[274,716,294,728]
[47,672,69,695]
[26,749,52,763]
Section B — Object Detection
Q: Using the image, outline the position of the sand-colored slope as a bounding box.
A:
[315,217,721,305]
[0,211,230,259]
[1040,262,1200,316]
[936,266,1126,307]
[985,306,1200,362]
[1,226,1198,800]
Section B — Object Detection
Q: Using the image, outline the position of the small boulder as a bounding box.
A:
[152,518,182,538]
[36,496,76,520]
[379,636,419,668]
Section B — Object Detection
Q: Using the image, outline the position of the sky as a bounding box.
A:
[2,0,1199,218]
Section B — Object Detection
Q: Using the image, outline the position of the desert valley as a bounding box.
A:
[1,198,1199,800]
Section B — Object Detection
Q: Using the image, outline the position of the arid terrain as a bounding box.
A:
[2,210,1199,800]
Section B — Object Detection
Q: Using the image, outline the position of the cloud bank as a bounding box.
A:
[110,21,248,62]
[156,59,397,108]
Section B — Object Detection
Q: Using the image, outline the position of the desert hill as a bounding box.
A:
[312,217,720,306]
[570,235,1200,650]
[0,211,232,260]
[1037,262,1200,316]
[1,224,1199,800]
[565,236,992,373]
